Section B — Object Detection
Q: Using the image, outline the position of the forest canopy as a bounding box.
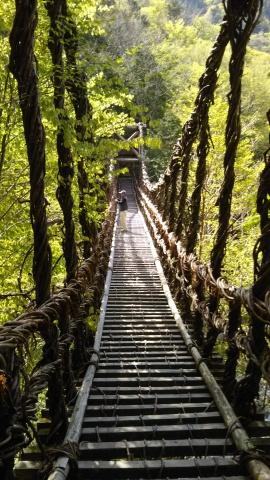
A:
[0,0,270,324]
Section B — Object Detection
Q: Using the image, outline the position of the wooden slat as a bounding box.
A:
[80,423,228,441]
[82,411,222,426]
[77,457,242,479]
[78,438,234,459]
[85,402,215,414]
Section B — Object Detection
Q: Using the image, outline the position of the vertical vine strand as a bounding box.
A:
[62,0,96,259]
[204,0,263,358]
[166,17,229,236]
[9,0,52,306]
[45,0,78,416]
[186,22,230,254]
[210,0,263,279]
[223,299,241,398]
[233,106,270,415]
[46,0,78,281]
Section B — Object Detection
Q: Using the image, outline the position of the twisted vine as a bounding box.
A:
[62,0,96,259]
[46,0,78,282]
[136,183,270,400]
[0,195,116,475]
[203,0,263,359]
[186,21,230,253]
[162,16,229,236]
[233,105,270,415]
[210,0,263,279]
[9,0,52,306]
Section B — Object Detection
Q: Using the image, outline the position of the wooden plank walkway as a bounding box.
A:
[15,177,249,479]
[75,177,246,479]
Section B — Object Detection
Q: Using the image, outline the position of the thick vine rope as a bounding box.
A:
[232,104,270,414]
[0,201,115,475]
[46,0,78,281]
[186,22,230,253]
[253,108,270,298]
[203,0,263,359]
[163,16,229,235]
[136,185,270,394]
[62,0,96,259]
[210,0,263,279]
[9,0,52,306]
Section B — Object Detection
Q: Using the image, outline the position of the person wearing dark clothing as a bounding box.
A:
[117,190,128,231]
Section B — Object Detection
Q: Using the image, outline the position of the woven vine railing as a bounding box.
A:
[136,181,270,415]
[0,191,116,478]
[135,0,269,419]
[2,0,118,476]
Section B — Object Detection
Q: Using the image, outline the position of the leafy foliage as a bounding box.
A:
[0,0,134,322]
[0,0,270,322]
[102,0,270,285]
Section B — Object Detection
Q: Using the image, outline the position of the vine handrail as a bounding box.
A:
[136,181,270,411]
[0,191,116,478]
[135,0,268,418]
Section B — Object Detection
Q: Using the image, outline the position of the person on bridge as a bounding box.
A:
[117,190,128,232]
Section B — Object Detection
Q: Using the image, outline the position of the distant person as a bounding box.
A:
[117,190,128,232]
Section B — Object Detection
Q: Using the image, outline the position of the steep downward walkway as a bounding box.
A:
[75,177,246,479]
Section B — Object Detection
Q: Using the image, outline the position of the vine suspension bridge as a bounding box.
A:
[12,174,270,480]
[1,1,270,479]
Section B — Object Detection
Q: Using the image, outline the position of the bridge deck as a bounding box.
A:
[15,177,249,479]
[75,177,246,479]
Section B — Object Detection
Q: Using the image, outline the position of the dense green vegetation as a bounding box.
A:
[102,0,270,286]
[0,0,270,323]
[0,0,133,321]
